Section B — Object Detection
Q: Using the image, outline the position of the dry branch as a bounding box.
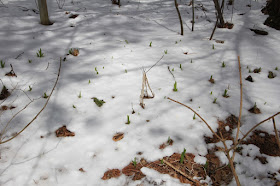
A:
[273,117,280,149]
[0,58,62,144]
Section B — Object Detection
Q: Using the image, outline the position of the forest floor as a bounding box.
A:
[0,0,280,185]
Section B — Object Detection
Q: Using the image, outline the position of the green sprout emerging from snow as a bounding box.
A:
[92,97,105,107]
[164,50,168,54]
[28,86,32,91]
[193,114,196,120]
[37,48,44,58]
[222,61,226,68]
[95,67,99,74]
[180,64,182,70]
[78,91,81,98]
[43,92,48,99]
[223,89,229,98]
[212,44,215,49]
[213,97,217,104]
[149,41,152,47]
[126,115,130,124]
[173,81,178,92]
[0,60,5,68]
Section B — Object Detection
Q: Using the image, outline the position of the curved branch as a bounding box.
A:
[0,59,62,144]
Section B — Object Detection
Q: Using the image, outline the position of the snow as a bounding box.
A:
[0,0,280,185]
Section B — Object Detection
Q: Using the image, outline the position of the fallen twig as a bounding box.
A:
[273,117,280,150]
[0,58,62,144]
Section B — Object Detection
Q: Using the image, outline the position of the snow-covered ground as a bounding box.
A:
[0,0,279,185]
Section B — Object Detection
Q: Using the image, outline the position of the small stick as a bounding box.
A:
[0,58,62,144]
[273,117,280,149]
[167,97,222,141]
[162,159,197,183]
[167,66,176,81]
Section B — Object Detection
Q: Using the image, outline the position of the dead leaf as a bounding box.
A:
[113,132,124,142]
[55,126,75,137]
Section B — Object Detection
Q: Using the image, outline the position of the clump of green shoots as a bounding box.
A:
[78,91,81,98]
[222,61,226,68]
[149,41,152,47]
[37,48,44,57]
[180,148,186,164]
[43,92,48,99]
[95,67,99,74]
[132,157,137,167]
[223,89,229,98]
[125,115,130,124]
[0,60,5,68]
[173,81,178,92]
[164,50,168,54]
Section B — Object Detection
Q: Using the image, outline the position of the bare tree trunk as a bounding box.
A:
[174,0,183,35]
[192,0,194,31]
[213,0,224,27]
[38,0,52,25]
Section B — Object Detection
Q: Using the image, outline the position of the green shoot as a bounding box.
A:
[193,114,196,120]
[180,148,186,164]
[149,42,152,47]
[28,86,32,91]
[223,89,229,98]
[222,61,225,68]
[249,69,252,73]
[69,48,73,54]
[78,91,81,98]
[88,80,91,84]
[28,59,32,63]
[204,161,209,169]
[43,92,48,99]
[92,97,105,107]
[167,136,171,143]
[125,69,127,73]
[209,75,214,83]
[132,157,137,167]
[125,40,129,44]
[160,159,164,164]
[73,105,76,108]
[213,97,217,104]
[172,68,174,71]
[0,60,5,68]
[37,48,44,57]
[95,67,99,74]
[179,64,182,70]
[164,50,168,54]
[173,81,178,92]
[175,41,178,44]
[275,67,278,71]
[210,91,212,95]
[212,44,215,49]
[126,115,130,124]
[254,102,257,109]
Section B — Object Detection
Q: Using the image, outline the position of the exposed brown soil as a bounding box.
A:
[205,115,238,143]
[159,138,173,149]
[0,86,11,100]
[245,75,254,82]
[69,14,79,19]
[248,106,261,114]
[102,169,121,180]
[55,126,75,137]
[122,159,147,180]
[242,130,280,156]
[205,148,233,186]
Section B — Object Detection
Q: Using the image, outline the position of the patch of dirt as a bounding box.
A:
[205,148,233,186]
[248,105,261,114]
[245,75,254,82]
[69,14,79,19]
[159,137,174,149]
[0,86,11,100]
[79,168,86,172]
[102,169,121,180]
[0,105,16,111]
[253,68,261,73]
[250,29,268,35]
[122,159,147,180]
[268,71,276,79]
[242,130,280,156]
[55,126,75,137]
[204,115,238,144]
[254,156,268,164]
